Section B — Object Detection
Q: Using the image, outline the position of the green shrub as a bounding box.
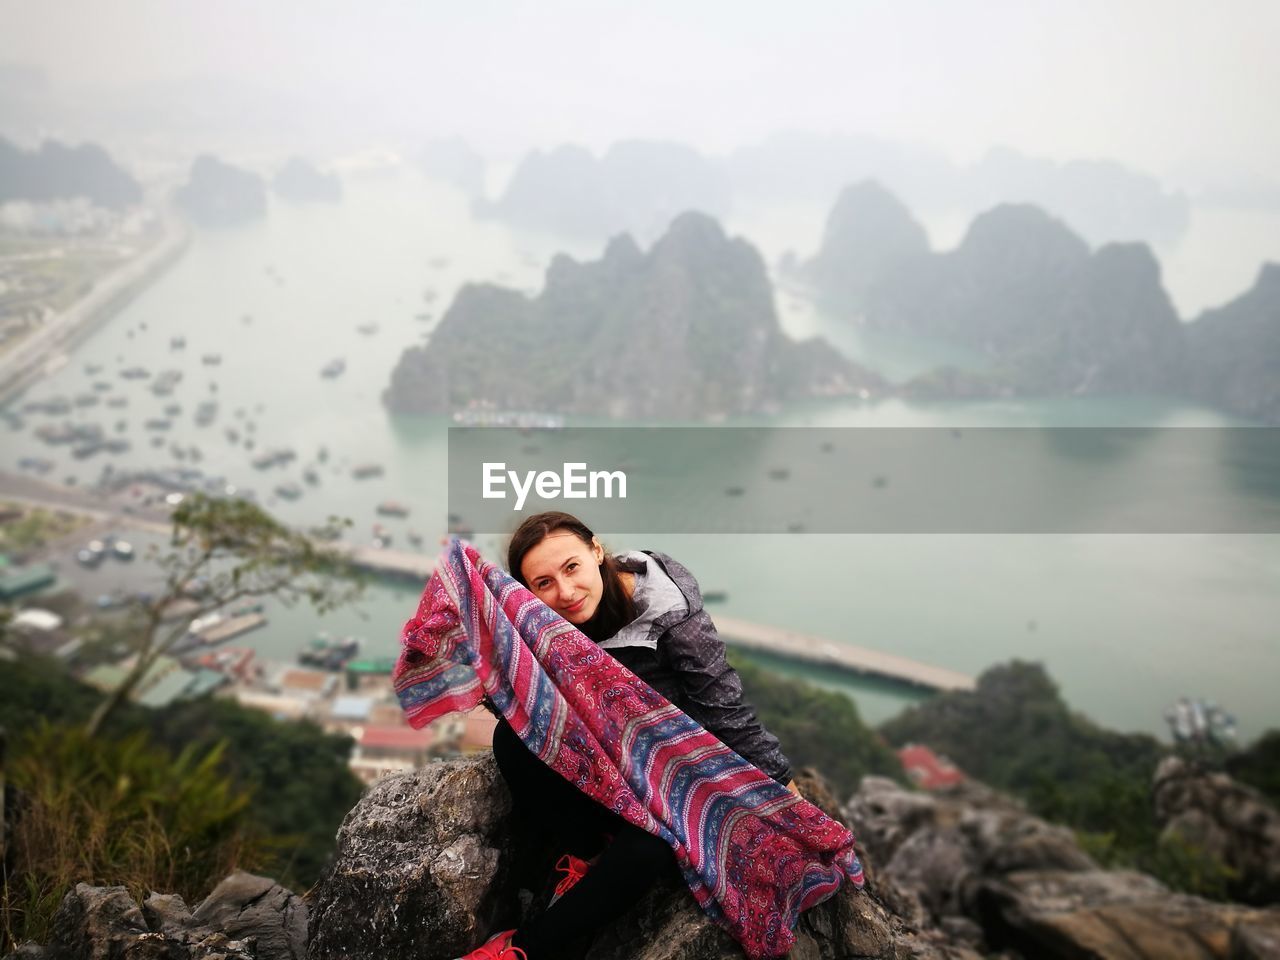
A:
[2,723,263,949]
[732,655,903,798]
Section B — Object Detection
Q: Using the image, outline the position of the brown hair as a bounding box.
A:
[507,511,636,643]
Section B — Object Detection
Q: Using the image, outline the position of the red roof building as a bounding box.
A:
[897,744,965,791]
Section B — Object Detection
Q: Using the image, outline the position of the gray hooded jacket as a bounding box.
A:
[602,550,793,785]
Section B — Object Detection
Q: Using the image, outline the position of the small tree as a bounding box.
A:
[85,494,364,736]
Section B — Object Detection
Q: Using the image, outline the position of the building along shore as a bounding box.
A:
[0,207,190,405]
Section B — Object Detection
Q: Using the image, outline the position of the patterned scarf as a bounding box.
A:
[393,539,865,959]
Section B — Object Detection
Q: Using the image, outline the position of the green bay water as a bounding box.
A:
[4,168,1278,742]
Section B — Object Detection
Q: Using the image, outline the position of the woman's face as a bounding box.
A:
[520,529,605,624]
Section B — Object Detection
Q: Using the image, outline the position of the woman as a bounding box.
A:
[462,511,799,960]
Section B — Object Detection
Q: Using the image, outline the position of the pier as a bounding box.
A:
[339,544,434,583]
[714,615,975,693]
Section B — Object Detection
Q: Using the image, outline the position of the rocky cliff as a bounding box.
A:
[480,141,730,242]
[13,754,1280,960]
[175,156,267,226]
[272,158,341,203]
[845,775,1280,959]
[1154,755,1280,905]
[861,203,1186,396]
[1184,263,1280,424]
[384,212,883,419]
[0,136,142,210]
[800,181,930,318]
[306,754,972,960]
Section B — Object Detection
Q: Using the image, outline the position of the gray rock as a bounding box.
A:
[192,872,306,960]
[141,894,195,938]
[974,869,1280,960]
[306,754,515,960]
[846,774,1280,959]
[308,755,975,960]
[50,883,150,960]
[1231,917,1280,960]
[45,883,255,960]
[1154,755,1280,905]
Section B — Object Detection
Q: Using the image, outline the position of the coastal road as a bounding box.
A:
[0,211,189,404]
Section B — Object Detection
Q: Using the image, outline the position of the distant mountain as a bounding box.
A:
[480,141,730,242]
[384,212,882,419]
[175,155,266,226]
[0,135,141,209]
[729,131,959,213]
[964,147,1191,250]
[272,157,342,202]
[418,137,485,197]
[729,132,1189,249]
[800,180,930,317]
[1185,263,1280,424]
[868,204,1186,396]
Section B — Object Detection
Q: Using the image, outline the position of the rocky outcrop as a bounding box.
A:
[272,158,341,203]
[0,136,142,210]
[32,882,256,960]
[870,204,1188,396]
[175,156,267,226]
[307,753,977,960]
[844,775,1280,959]
[481,141,730,242]
[1185,262,1280,425]
[1154,755,1280,905]
[192,872,307,960]
[801,181,930,318]
[384,211,884,419]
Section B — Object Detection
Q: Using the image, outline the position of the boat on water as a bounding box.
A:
[195,401,218,426]
[355,323,379,335]
[300,633,362,670]
[352,462,384,479]
[120,366,150,380]
[371,523,392,548]
[303,467,320,485]
[376,500,410,517]
[18,457,55,474]
[275,482,303,500]
[450,409,565,430]
[150,370,184,396]
[321,358,346,378]
[202,354,222,366]
[170,336,186,350]
[251,448,297,470]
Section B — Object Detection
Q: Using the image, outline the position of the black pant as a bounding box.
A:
[491,717,675,958]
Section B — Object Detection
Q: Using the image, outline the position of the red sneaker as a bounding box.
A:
[547,853,593,907]
[455,928,527,960]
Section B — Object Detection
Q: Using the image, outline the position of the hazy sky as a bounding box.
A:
[2,0,1277,185]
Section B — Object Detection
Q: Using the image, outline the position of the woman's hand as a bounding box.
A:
[785,779,800,796]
